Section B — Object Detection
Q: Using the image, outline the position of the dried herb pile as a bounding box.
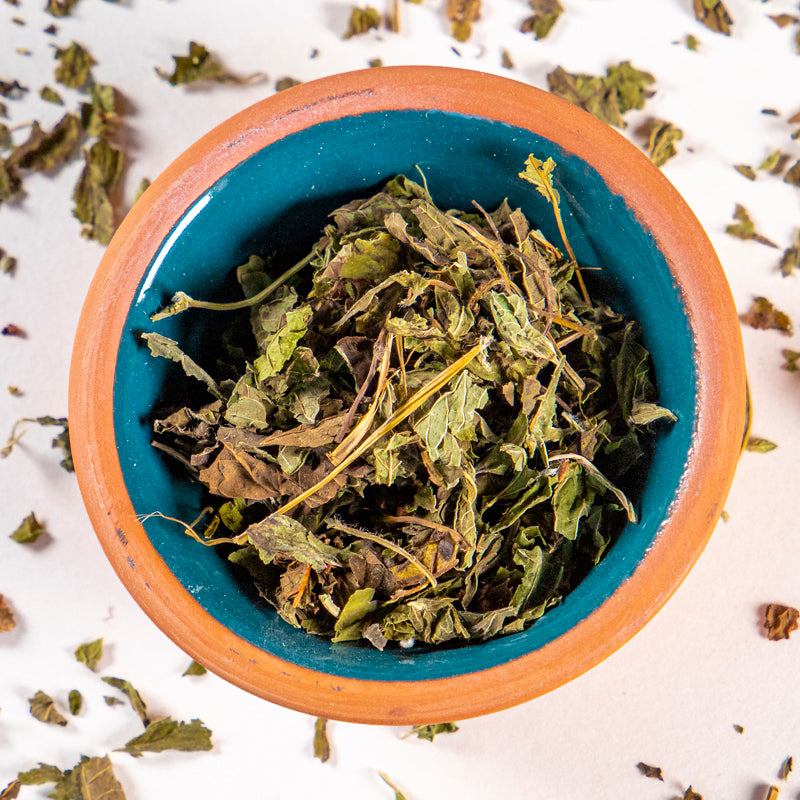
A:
[145,157,674,649]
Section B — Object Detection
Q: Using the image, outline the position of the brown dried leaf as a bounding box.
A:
[28,690,68,726]
[0,593,15,632]
[740,297,793,336]
[764,604,800,640]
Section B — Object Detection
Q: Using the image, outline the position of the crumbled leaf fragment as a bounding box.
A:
[46,0,81,17]
[54,41,96,89]
[640,119,683,166]
[740,297,793,335]
[155,41,259,86]
[0,79,28,99]
[779,234,800,277]
[781,349,800,371]
[778,756,793,781]
[344,6,382,38]
[447,0,481,42]
[102,676,150,727]
[684,33,700,50]
[734,165,756,181]
[182,660,207,676]
[766,786,780,800]
[74,637,103,670]
[0,249,16,274]
[694,0,733,35]
[39,86,64,105]
[2,324,25,337]
[313,717,330,762]
[733,724,744,733]
[501,49,514,68]
[636,762,664,780]
[29,690,68,726]
[683,787,703,800]
[745,436,777,452]
[726,205,778,248]
[68,689,82,715]
[784,160,800,187]
[379,773,408,800]
[80,83,119,138]
[17,764,63,785]
[411,722,459,741]
[520,0,563,39]
[0,416,73,469]
[5,113,82,175]
[8,386,22,396]
[369,58,383,68]
[0,594,15,632]
[11,512,46,543]
[104,696,123,707]
[72,137,124,244]
[141,332,222,398]
[275,77,302,92]
[769,14,798,29]
[764,603,800,640]
[117,717,213,757]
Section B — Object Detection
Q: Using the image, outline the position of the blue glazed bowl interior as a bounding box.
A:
[115,109,695,681]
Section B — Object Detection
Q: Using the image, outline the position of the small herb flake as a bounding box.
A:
[733,723,744,733]
[46,0,81,17]
[68,689,82,715]
[2,324,25,337]
[8,386,22,397]
[781,349,800,371]
[28,690,68,726]
[410,722,459,741]
[784,160,800,187]
[734,164,757,181]
[636,762,664,780]
[694,0,733,35]
[740,297,793,336]
[275,77,302,92]
[726,205,778,248]
[684,33,700,50]
[344,6,382,38]
[745,436,777,452]
[378,772,408,800]
[102,676,150,726]
[39,86,63,105]
[72,137,124,244]
[0,249,16,275]
[74,637,104,671]
[779,233,800,277]
[683,787,703,800]
[778,756,793,781]
[447,0,481,42]
[182,660,207,676]
[10,512,46,544]
[314,717,330,762]
[54,41,96,89]
[155,41,261,86]
[764,603,800,640]
[1,415,72,470]
[520,0,564,40]
[640,119,683,167]
[0,594,15,632]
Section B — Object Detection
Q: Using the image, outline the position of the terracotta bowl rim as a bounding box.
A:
[69,65,746,724]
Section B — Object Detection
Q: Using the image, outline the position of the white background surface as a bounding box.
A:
[1,1,800,798]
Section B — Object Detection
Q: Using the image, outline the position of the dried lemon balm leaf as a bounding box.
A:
[764,604,800,640]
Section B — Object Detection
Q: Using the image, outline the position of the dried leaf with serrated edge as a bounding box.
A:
[117,717,213,757]
[182,660,207,676]
[745,436,777,452]
[726,205,778,247]
[411,722,459,741]
[636,762,664,780]
[764,604,800,640]
[447,0,481,42]
[693,0,732,35]
[17,764,62,785]
[74,637,103,671]
[0,594,15,632]
[72,137,123,245]
[740,297,793,335]
[314,717,330,762]
[520,0,563,39]
[28,690,67,726]
[68,690,82,715]
[102,677,150,727]
[11,512,46,543]
[54,41,95,89]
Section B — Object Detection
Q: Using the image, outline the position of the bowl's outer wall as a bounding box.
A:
[70,67,747,723]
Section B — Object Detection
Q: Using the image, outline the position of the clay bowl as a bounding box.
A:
[69,66,747,724]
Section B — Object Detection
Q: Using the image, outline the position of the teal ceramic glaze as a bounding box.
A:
[114,109,695,681]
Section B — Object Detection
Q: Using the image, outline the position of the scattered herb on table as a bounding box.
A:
[745,436,777,452]
[740,297,793,336]
[144,158,674,649]
[379,772,408,800]
[155,41,262,86]
[1,415,73,470]
[0,248,16,275]
[314,717,331,762]
[74,637,104,670]
[781,348,800,371]
[520,0,563,39]
[779,233,800,277]
[694,0,733,35]
[638,119,683,167]
[39,85,64,105]
[683,33,701,50]
[182,660,207,676]
[447,0,481,42]
[2,323,25,337]
[410,722,459,741]
[28,690,68,726]
[116,717,213,757]
[54,41,96,89]
[765,786,780,800]
[68,689,83,715]
[8,386,22,397]
[763,603,800,640]
[46,0,81,17]
[758,150,790,175]
[784,160,800,186]
[0,79,28,99]
[547,62,655,128]
[102,676,151,727]
[726,205,778,248]
[275,77,302,92]
[769,14,798,29]
[636,762,664,780]
[18,756,127,800]
[344,6,382,38]
[682,787,703,800]
[734,164,756,181]
[72,136,124,245]
[733,724,744,733]
[778,756,793,780]
[10,512,46,544]
[0,594,15,632]
[105,696,124,707]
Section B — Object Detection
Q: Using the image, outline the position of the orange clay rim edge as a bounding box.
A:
[69,66,746,725]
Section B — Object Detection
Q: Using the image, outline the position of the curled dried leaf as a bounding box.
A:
[764,603,800,640]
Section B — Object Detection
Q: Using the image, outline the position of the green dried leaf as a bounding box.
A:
[640,119,683,167]
[5,113,82,174]
[693,0,733,35]
[253,305,313,380]
[734,164,756,181]
[102,677,150,726]
[411,721,459,741]
[72,137,123,244]
[779,233,800,277]
[313,717,330,762]
[80,84,119,137]
[745,436,777,452]
[520,0,563,39]
[333,588,377,642]
[740,296,793,335]
[636,762,664,780]
[74,637,103,671]
[275,77,302,92]
[17,764,62,785]
[447,0,481,42]
[28,690,67,726]
[726,205,778,248]
[11,511,46,543]
[0,79,27,99]
[155,41,260,86]
[182,660,207,676]
[379,773,408,800]
[343,6,382,38]
[68,690,82,715]
[140,333,222,399]
[39,86,64,105]
[684,33,700,51]
[246,515,342,571]
[733,724,744,733]
[54,41,96,89]
[683,787,703,800]
[117,717,213,757]
[781,348,800,372]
